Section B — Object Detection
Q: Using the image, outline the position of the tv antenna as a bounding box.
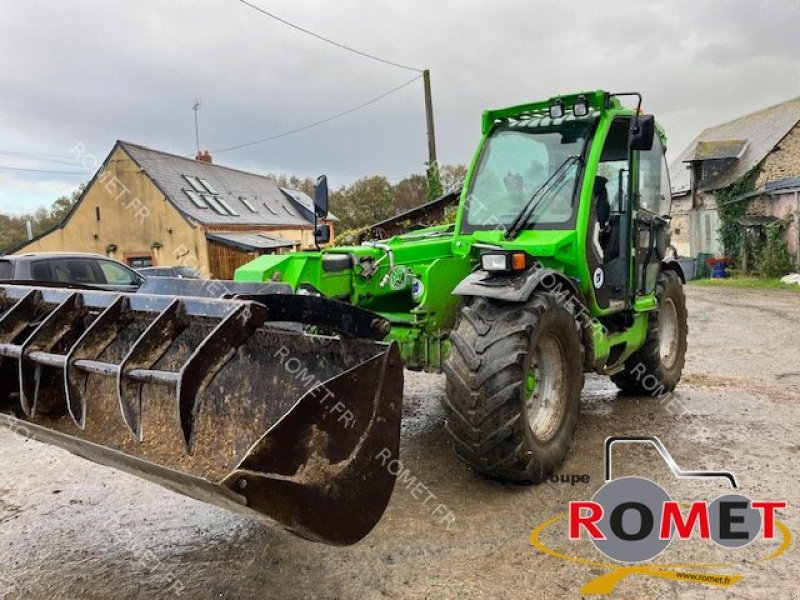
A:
[192,98,202,154]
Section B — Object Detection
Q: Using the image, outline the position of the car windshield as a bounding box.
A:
[462,123,590,233]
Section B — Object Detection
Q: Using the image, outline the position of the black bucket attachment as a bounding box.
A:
[0,284,402,545]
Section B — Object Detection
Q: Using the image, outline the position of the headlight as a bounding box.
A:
[548,99,565,120]
[411,277,425,301]
[481,254,510,271]
[480,252,533,273]
[573,95,589,117]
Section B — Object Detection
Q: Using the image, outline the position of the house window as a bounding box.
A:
[182,174,237,216]
[198,178,218,194]
[263,202,278,215]
[185,189,208,208]
[127,255,154,268]
[203,194,230,215]
[216,196,239,216]
[183,175,206,192]
[95,206,101,221]
[240,196,257,213]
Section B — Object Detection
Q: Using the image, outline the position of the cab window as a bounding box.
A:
[638,134,671,217]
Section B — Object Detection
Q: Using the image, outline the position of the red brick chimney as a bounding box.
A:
[195,150,213,163]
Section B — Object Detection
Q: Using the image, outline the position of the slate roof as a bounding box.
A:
[280,187,339,222]
[669,97,800,194]
[119,141,319,227]
[206,231,297,251]
[688,139,748,161]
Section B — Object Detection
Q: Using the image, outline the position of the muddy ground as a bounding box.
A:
[1,286,798,599]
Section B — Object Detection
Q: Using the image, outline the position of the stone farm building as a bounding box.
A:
[14,141,336,279]
[669,97,800,266]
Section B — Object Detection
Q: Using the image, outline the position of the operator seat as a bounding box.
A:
[593,176,611,260]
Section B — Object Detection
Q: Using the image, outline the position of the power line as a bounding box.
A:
[0,149,84,168]
[239,0,422,73]
[0,165,90,175]
[213,74,422,154]
[0,148,79,159]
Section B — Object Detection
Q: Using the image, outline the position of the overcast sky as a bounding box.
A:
[1,0,799,215]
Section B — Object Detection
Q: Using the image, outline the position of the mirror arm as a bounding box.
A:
[313,210,320,251]
[610,91,643,132]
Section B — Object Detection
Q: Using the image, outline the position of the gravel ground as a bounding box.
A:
[0,285,798,599]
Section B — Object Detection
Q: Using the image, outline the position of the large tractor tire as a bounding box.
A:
[442,292,584,483]
[611,270,688,393]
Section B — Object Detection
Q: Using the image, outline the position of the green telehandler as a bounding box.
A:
[0,90,686,545]
[236,89,688,483]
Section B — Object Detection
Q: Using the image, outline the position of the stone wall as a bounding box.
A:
[756,121,800,188]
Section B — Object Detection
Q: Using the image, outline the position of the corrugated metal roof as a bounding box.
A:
[119,141,315,227]
[370,191,460,228]
[669,97,800,194]
[206,232,297,251]
[766,176,800,192]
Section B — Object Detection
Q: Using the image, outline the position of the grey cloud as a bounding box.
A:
[0,0,798,213]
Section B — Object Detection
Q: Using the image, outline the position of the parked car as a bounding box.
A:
[136,266,200,279]
[0,252,145,292]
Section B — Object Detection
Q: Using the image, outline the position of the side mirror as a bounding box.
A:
[630,115,655,151]
[314,224,331,245]
[314,175,329,218]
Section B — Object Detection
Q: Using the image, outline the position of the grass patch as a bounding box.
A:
[689,277,800,291]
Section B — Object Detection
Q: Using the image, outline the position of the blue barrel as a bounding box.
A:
[710,261,728,278]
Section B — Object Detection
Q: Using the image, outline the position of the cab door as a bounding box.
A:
[633,134,672,296]
[586,117,632,312]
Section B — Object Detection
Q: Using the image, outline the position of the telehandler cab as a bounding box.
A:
[0,90,686,545]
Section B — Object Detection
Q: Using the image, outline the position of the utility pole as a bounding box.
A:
[422,69,437,166]
[192,99,201,154]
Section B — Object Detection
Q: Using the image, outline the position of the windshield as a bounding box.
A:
[462,123,590,233]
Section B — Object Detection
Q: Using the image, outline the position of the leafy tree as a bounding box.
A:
[394,173,428,213]
[336,175,395,230]
[264,164,467,233]
[755,224,794,278]
[264,173,315,197]
[0,184,84,253]
[440,164,467,194]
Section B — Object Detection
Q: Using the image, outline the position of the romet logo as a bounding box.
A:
[530,436,791,595]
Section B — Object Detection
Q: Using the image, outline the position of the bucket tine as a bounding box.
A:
[18,292,86,418]
[118,299,189,440]
[177,303,267,452]
[0,289,43,369]
[64,295,132,429]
